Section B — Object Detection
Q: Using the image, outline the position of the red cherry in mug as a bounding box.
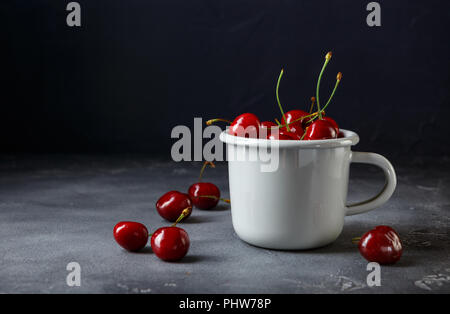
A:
[270,130,302,140]
[188,182,221,209]
[261,122,301,140]
[229,113,260,138]
[322,116,339,134]
[113,221,149,252]
[268,132,294,140]
[303,119,337,140]
[261,121,277,128]
[151,226,190,261]
[282,109,308,136]
[260,121,277,138]
[357,226,403,265]
[282,130,302,140]
[156,191,192,222]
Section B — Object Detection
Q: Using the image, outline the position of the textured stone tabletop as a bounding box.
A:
[0,155,449,294]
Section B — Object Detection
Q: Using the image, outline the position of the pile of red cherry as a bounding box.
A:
[208,52,343,141]
[113,51,403,265]
[113,162,228,261]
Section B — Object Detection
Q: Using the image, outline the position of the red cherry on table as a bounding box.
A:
[113,221,149,252]
[156,191,192,222]
[282,110,309,136]
[303,119,337,140]
[229,113,260,138]
[322,116,339,134]
[358,226,403,265]
[151,227,190,261]
[188,182,220,210]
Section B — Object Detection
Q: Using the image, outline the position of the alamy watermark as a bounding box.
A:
[171,118,280,172]
[366,2,381,27]
[367,262,381,287]
[66,2,81,27]
[66,262,81,287]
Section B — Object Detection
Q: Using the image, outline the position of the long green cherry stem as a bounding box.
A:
[321,72,342,114]
[316,51,332,120]
[306,71,342,124]
[276,69,290,132]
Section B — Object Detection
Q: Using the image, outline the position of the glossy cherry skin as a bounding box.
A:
[304,119,337,140]
[282,110,308,137]
[229,113,260,138]
[268,132,293,140]
[261,121,277,128]
[260,121,277,138]
[156,191,192,222]
[322,116,339,134]
[268,130,301,140]
[113,221,149,252]
[188,182,220,210]
[261,122,301,140]
[151,227,190,262]
[358,226,403,265]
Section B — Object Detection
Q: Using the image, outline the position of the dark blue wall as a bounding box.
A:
[1,0,449,160]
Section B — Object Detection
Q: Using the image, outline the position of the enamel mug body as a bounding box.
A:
[220,130,396,250]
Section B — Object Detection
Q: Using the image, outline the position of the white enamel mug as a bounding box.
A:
[220,129,397,250]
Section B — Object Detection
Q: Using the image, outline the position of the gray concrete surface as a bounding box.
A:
[0,155,449,294]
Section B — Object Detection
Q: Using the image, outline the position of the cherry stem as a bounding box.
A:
[171,207,192,227]
[276,69,290,132]
[300,127,308,140]
[199,195,230,203]
[198,161,215,182]
[304,73,342,125]
[206,118,232,126]
[309,97,316,114]
[316,52,332,120]
[147,207,192,237]
[321,73,342,114]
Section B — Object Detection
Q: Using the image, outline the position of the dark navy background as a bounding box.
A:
[1,0,449,159]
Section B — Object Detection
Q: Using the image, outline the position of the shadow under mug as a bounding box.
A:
[220,129,397,250]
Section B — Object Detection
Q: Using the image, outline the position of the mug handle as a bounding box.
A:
[346,152,397,216]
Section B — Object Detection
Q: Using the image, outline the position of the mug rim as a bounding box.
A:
[220,129,359,149]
